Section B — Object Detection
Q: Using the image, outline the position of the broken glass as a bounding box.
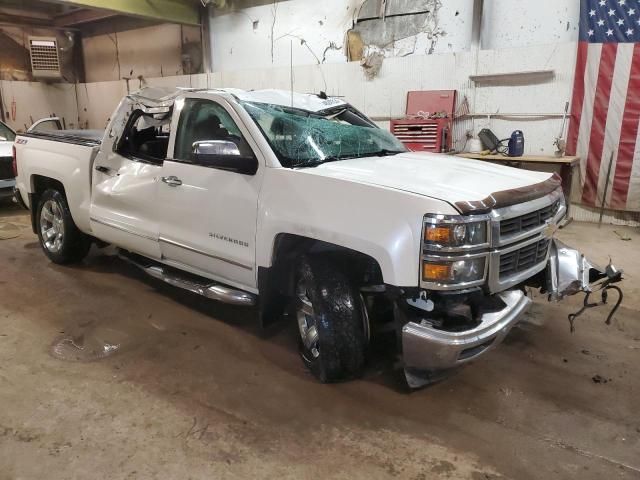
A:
[241,101,406,168]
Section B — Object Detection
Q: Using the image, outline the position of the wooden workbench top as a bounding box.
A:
[457,153,580,166]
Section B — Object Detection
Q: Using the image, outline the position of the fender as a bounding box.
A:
[255,166,460,288]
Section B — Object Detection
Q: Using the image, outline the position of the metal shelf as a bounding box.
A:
[469,70,555,84]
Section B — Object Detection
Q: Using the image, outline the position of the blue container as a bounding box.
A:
[508,130,524,157]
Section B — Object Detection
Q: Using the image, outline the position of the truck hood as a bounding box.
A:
[304,152,554,212]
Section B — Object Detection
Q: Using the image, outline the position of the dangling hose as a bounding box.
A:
[568,281,624,333]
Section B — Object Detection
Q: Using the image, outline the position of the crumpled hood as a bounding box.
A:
[304,152,553,209]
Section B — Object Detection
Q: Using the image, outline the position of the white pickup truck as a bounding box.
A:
[14,87,622,387]
[0,120,17,202]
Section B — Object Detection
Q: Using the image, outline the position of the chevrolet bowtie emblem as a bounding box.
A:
[543,221,559,238]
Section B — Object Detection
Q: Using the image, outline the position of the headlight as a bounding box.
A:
[423,216,488,250]
[421,214,490,290]
[422,257,486,285]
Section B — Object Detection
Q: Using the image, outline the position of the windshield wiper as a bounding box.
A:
[293,150,403,168]
[294,155,360,168]
[371,149,405,156]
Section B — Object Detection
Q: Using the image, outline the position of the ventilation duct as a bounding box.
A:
[29,37,61,79]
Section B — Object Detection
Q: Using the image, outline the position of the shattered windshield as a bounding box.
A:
[241,101,406,168]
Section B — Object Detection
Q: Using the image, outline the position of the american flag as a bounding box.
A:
[567,0,640,211]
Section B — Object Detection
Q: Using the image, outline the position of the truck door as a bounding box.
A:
[157,94,263,291]
[90,104,171,259]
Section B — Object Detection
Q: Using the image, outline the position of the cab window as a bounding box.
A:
[116,109,171,164]
[174,98,252,163]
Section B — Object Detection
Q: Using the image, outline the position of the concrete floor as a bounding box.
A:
[0,203,639,480]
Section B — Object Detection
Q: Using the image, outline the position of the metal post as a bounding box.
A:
[598,151,615,228]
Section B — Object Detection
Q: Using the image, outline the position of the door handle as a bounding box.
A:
[161,176,182,187]
[95,165,113,174]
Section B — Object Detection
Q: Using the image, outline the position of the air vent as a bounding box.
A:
[29,37,61,79]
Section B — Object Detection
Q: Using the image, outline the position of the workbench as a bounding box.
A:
[457,153,580,222]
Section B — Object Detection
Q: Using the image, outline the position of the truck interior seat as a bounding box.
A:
[138,137,169,159]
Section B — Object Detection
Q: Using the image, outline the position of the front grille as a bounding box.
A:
[499,200,560,238]
[499,238,550,278]
[0,157,13,180]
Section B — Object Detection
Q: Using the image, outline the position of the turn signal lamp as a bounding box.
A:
[423,263,451,282]
[425,226,451,243]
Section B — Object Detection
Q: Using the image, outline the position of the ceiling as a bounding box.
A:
[0,0,203,35]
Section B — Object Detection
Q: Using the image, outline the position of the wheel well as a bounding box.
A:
[258,233,384,328]
[29,175,67,233]
[271,233,384,292]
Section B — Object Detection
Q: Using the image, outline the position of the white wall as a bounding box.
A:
[481,0,580,49]
[472,42,577,155]
[0,81,79,132]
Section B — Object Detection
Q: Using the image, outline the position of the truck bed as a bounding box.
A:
[25,129,103,147]
[15,131,102,234]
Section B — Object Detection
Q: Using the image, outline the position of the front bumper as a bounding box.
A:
[399,238,622,388]
[401,289,531,371]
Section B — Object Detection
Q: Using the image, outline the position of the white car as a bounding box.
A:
[0,120,16,202]
[13,88,622,387]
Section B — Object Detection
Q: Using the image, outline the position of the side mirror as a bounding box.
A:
[192,140,258,175]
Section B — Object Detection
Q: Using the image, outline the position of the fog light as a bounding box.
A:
[423,263,451,282]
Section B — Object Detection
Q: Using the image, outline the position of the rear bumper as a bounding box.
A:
[401,289,531,371]
[0,178,16,198]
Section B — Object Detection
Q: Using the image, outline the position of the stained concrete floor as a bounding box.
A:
[0,203,639,480]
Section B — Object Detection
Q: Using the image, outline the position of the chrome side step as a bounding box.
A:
[119,252,257,307]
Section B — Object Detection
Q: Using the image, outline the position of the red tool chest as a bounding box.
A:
[390,90,456,153]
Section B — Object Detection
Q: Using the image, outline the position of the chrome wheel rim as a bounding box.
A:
[296,282,320,358]
[40,199,64,253]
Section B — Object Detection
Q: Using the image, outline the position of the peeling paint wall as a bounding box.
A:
[350,0,471,60]
[82,24,202,83]
[209,0,472,71]
[3,0,583,156]
[204,0,581,156]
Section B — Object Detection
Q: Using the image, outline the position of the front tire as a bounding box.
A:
[291,255,367,382]
[36,189,91,264]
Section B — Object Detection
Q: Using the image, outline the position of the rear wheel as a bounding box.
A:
[292,255,367,382]
[36,189,91,264]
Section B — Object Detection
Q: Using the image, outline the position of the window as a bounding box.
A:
[174,98,252,162]
[241,101,406,169]
[0,121,16,142]
[116,109,171,164]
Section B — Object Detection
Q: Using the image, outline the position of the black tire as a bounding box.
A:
[36,189,91,264]
[291,255,367,382]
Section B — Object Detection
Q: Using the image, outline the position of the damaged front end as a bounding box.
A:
[545,238,623,331]
[398,238,623,389]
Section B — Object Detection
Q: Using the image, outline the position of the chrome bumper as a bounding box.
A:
[401,289,531,371]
